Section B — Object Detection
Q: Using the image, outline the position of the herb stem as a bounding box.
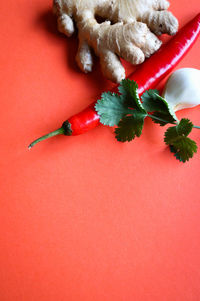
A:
[148,115,200,129]
[147,114,176,125]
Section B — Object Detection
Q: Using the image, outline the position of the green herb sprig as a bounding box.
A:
[95,79,199,163]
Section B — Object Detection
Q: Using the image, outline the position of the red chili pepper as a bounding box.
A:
[29,13,200,149]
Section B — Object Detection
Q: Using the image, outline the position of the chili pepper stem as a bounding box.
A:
[28,127,65,149]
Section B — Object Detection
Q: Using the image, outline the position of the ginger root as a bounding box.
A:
[53,0,178,83]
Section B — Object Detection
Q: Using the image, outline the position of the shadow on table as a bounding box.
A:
[34,9,111,92]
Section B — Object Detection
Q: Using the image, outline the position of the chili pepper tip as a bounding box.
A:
[28,127,65,149]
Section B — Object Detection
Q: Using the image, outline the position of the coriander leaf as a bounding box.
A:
[115,113,146,142]
[95,92,133,126]
[164,118,197,162]
[169,138,197,162]
[118,79,146,113]
[151,112,176,126]
[141,89,160,112]
[142,90,177,126]
[176,118,193,136]
[164,118,194,143]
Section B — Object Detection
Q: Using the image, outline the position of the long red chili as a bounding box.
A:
[29,13,200,148]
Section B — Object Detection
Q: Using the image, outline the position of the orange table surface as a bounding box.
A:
[1,1,200,300]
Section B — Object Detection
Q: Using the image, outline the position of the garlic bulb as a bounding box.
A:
[162,68,200,112]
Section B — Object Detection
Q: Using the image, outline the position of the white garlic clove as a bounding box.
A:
[162,68,200,112]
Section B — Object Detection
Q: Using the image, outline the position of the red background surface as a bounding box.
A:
[0,1,200,300]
